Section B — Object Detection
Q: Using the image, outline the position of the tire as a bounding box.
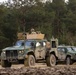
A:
[1,60,12,67]
[66,57,72,65]
[24,55,35,67]
[46,54,56,66]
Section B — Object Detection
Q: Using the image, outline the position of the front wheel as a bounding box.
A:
[66,57,72,65]
[24,55,35,67]
[46,54,56,67]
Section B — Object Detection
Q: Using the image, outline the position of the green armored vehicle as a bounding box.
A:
[57,46,76,65]
[45,44,76,66]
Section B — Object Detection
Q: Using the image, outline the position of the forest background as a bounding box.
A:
[0,0,76,50]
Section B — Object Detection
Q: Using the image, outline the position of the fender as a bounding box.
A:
[24,50,35,58]
[66,54,72,59]
[26,50,34,54]
[49,48,58,57]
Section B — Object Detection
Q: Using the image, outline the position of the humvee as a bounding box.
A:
[1,31,59,67]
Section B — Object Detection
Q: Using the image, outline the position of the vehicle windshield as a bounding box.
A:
[67,47,74,52]
[15,41,23,46]
[15,40,33,47]
[72,47,76,51]
[25,41,32,47]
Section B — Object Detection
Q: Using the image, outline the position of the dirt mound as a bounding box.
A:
[0,66,76,75]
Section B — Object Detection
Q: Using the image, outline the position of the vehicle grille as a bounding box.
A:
[6,50,18,58]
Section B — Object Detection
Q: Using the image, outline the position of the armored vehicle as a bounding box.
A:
[1,39,46,67]
[46,45,76,66]
[56,46,76,65]
[1,29,59,67]
[1,31,46,67]
[72,46,76,51]
[2,30,76,67]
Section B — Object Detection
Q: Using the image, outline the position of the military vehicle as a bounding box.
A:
[71,46,76,51]
[1,29,76,67]
[45,45,76,66]
[57,46,76,65]
[1,29,59,67]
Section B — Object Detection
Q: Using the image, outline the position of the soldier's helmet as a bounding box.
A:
[31,28,36,34]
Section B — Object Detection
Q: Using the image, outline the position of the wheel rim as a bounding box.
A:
[29,55,35,66]
[50,55,56,66]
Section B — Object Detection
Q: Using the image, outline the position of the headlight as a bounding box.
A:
[19,50,24,53]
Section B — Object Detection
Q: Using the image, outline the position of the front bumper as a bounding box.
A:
[1,49,29,62]
[1,53,28,62]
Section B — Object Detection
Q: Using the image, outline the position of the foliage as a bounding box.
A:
[0,0,76,50]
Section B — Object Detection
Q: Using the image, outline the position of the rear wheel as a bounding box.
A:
[46,54,56,66]
[1,60,11,67]
[24,55,35,67]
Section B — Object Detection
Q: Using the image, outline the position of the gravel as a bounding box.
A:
[0,66,76,75]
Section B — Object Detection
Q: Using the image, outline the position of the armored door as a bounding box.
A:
[35,41,46,60]
[58,47,66,60]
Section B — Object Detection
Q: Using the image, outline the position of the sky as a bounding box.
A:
[0,0,8,2]
[0,0,68,3]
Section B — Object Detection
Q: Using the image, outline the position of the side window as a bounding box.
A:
[36,42,41,47]
[36,41,46,47]
[52,41,56,48]
[40,41,46,47]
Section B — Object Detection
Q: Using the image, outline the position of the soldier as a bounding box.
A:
[31,28,36,34]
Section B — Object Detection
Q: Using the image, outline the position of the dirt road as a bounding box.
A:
[0,63,47,69]
[0,63,76,69]
[0,63,76,75]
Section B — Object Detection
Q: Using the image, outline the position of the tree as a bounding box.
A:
[68,0,76,13]
[52,0,67,38]
[0,0,76,48]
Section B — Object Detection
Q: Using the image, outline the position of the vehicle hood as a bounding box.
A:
[3,46,30,51]
[68,50,76,54]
